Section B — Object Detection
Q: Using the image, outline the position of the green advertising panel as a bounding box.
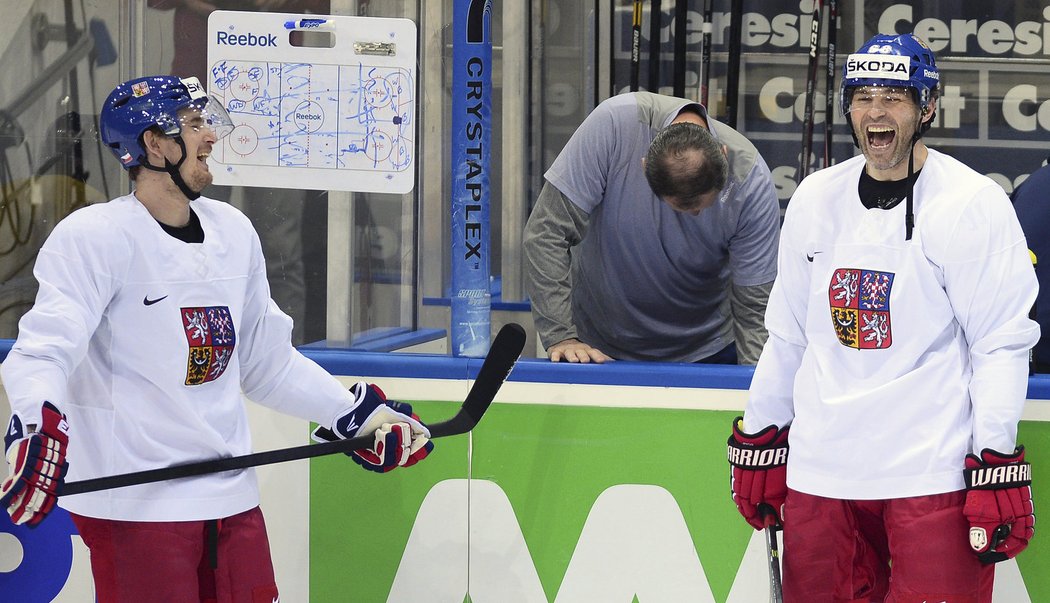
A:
[312,401,1050,601]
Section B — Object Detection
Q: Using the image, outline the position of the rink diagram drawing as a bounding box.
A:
[209,60,414,174]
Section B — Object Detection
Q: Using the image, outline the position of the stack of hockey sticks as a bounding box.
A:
[799,0,839,180]
[61,323,527,496]
[628,0,700,100]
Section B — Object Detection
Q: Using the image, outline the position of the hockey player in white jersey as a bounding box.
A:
[0,75,433,601]
[726,34,1037,600]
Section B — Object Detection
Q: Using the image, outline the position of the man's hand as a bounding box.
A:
[727,417,789,530]
[313,382,433,473]
[964,447,1035,564]
[1,402,69,526]
[548,338,613,363]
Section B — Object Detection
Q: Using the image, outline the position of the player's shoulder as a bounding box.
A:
[923,149,997,189]
[49,194,139,238]
[920,150,1008,212]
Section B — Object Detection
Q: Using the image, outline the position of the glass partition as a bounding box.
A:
[2,0,1050,363]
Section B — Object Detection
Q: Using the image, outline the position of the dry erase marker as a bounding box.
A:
[284,18,334,29]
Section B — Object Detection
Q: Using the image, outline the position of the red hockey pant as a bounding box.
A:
[71,506,280,603]
[782,489,994,603]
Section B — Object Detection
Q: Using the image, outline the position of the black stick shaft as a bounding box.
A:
[758,504,783,602]
[725,0,744,127]
[800,0,824,179]
[700,0,713,106]
[648,0,662,91]
[62,324,527,496]
[766,524,784,602]
[631,0,642,91]
[672,0,687,97]
[823,0,838,168]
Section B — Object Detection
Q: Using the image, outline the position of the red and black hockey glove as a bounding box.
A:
[1,402,69,526]
[964,446,1035,564]
[727,416,789,530]
[312,382,433,473]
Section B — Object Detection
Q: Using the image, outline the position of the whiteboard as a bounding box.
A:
[207,11,417,193]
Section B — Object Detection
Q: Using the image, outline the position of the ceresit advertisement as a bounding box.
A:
[602,0,1050,203]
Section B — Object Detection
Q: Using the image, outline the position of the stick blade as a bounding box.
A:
[430,323,526,438]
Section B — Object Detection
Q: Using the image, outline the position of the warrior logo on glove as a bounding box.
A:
[727,417,790,530]
[963,447,1035,564]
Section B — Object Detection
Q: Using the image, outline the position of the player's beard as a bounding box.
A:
[182,155,213,193]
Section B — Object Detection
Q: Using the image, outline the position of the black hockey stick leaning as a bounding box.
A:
[61,323,527,496]
[759,504,784,603]
[724,0,743,127]
[630,0,642,91]
[823,0,838,168]
[648,0,662,92]
[699,0,713,106]
[799,0,824,180]
[672,0,688,97]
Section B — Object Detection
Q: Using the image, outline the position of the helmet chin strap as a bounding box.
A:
[904,106,934,241]
[905,133,918,241]
[139,136,202,201]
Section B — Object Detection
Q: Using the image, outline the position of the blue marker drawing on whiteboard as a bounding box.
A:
[210,59,413,172]
[285,18,334,29]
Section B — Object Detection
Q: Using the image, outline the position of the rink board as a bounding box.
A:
[308,360,1050,603]
[1,350,1048,601]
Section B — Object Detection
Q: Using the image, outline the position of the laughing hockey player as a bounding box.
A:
[726,33,1038,601]
[0,75,433,602]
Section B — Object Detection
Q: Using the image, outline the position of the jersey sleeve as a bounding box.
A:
[742,189,812,430]
[929,184,1039,453]
[235,229,353,427]
[523,181,590,349]
[1,212,125,428]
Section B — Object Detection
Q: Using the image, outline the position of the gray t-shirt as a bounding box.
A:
[540,92,780,361]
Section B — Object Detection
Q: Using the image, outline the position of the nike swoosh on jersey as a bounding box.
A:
[143,295,168,306]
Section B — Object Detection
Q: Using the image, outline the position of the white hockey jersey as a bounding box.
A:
[2,194,354,521]
[745,150,1039,500]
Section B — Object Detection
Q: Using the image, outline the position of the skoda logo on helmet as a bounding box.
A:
[180,76,207,100]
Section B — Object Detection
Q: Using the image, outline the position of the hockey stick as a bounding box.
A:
[759,504,784,603]
[630,0,642,91]
[724,0,743,127]
[822,0,838,168]
[672,0,688,97]
[61,323,527,496]
[699,0,713,106]
[799,0,824,180]
[648,0,662,92]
